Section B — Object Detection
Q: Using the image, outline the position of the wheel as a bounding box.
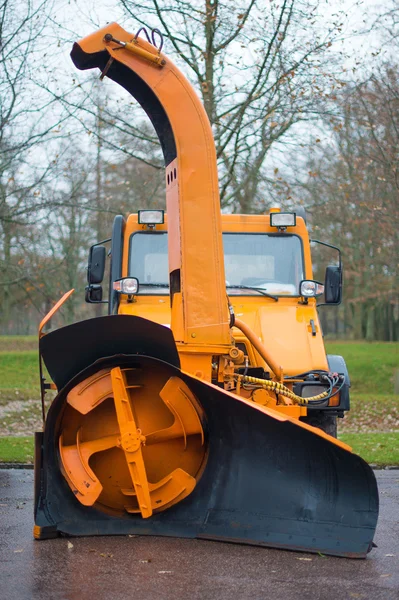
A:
[300,411,337,438]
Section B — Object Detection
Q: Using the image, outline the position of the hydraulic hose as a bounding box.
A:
[236,374,331,405]
[233,318,283,380]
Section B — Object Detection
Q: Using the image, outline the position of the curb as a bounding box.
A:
[0,463,34,470]
[1,463,398,470]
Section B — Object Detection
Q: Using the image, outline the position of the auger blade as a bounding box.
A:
[122,468,196,513]
[67,369,113,414]
[59,430,118,506]
[146,376,204,447]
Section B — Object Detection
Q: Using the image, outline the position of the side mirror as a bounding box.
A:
[324,265,342,304]
[85,284,103,303]
[88,245,106,284]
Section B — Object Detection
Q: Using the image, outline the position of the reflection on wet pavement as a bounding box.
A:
[0,470,398,600]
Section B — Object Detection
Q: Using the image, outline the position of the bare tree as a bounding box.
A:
[0,0,82,331]
[289,64,399,340]
[117,0,350,211]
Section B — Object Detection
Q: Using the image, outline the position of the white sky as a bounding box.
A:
[10,0,395,203]
[52,0,388,74]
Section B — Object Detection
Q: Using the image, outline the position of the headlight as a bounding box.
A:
[301,385,328,398]
[113,277,139,295]
[138,210,164,224]
[270,212,296,228]
[299,280,324,297]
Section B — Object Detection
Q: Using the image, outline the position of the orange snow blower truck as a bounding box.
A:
[34,23,378,557]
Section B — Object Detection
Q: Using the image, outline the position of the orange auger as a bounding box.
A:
[59,366,202,517]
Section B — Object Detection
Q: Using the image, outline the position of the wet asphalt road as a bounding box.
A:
[0,469,398,600]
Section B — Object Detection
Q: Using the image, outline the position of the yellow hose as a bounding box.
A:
[236,374,330,405]
[232,319,330,404]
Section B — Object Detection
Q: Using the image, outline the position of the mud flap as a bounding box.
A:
[36,317,378,557]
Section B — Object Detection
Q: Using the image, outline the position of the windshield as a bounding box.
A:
[129,232,304,296]
[223,233,303,296]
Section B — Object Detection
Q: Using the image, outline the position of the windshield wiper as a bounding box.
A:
[140,283,278,300]
[226,285,278,301]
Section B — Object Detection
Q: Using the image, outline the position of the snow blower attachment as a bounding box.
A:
[34,23,378,557]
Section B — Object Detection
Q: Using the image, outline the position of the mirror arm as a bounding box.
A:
[311,239,342,307]
[310,239,342,269]
[90,237,112,248]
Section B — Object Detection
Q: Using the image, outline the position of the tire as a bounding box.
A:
[300,411,337,438]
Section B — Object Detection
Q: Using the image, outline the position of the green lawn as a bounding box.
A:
[1,432,397,466]
[0,436,34,463]
[325,341,398,394]
[0,338,398,464]
[0,350,39,389]
[0,350,40,402]
[325,343,399,464]
[0,339,396,393]
[0,338,396,393]
[339,432,399,466]
[0,335,37,352]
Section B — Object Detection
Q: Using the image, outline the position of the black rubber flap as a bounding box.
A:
[40,315,180,390]
[70,43,177,166]
[70,43,108,71]
[37,356,379,558]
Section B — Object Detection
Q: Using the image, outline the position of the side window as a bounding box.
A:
[129,232,169,291]
[143,252,168,283]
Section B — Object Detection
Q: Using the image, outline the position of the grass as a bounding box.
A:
[0,338,398,464]
[325,341,398,394]
[339,433,399,466]
[2,339,395,394]
[1,339,395,393]
[0,335,37,352]
[0,350,40,402]
[1,433,397,466]
[0,436,34,463]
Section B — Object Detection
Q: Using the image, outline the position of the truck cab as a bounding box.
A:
[86,207,349,436]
